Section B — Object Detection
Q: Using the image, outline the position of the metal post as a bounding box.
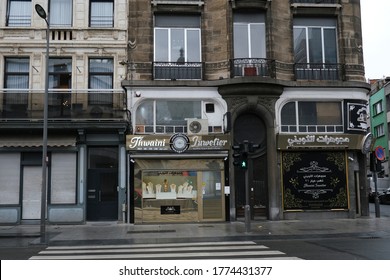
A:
[244,166,251,233]
[373,170,381,218]
[36,4,50,244]
[243,140,251,233]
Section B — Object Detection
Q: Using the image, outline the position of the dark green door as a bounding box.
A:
[87,169,118,221]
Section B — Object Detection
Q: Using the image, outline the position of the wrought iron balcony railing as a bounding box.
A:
[0,89,127,120]
[230,58,276,78]
[294,63,344,81]
[291,0,339,4]
[153,62,204,80]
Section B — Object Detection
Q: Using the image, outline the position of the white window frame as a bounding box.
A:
[373,101,383,115]
[280,100,344,133]
[375,124,385,138]
[154,27,201,62]
[293,18,338,65]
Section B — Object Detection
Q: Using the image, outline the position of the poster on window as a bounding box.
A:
[282,151,348,210]
[347,102,368,132]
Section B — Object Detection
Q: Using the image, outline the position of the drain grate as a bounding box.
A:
[128,229,176,234]
[298,228,335,231]
[359,236,381,239]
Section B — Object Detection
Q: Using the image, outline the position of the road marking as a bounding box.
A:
[30,241,302,260]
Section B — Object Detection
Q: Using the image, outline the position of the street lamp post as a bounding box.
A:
[35,4,50,244]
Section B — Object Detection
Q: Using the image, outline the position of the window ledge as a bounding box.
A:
[291,3,341,8]
[152,0,204,6]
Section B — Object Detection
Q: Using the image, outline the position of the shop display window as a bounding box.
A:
[133,159,225,223]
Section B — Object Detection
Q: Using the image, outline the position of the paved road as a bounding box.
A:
[259,236,390,260]
[1,204,390,260]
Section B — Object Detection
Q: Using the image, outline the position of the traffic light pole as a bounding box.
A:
[232,140,259,233]
[244,160,251,233]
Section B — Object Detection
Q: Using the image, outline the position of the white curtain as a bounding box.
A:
[50,0,72,26]
[91,1,113,27]
[6,58,29,88]
[8,0,31,26]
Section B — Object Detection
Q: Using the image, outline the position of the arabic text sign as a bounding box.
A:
[277,134,365,150]
[282,151,348,211]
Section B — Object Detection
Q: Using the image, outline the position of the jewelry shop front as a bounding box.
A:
[127,134,230,223]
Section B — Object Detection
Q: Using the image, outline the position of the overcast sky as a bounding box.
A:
[361,0,390,80]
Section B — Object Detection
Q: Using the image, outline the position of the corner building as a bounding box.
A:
[0,0,371,225]
[122,0,370,224]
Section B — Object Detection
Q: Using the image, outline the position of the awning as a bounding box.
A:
[0,136,76,148]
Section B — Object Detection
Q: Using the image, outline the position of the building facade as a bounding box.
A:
[369,78,390,177]
[0,0,130,224]
[0,0,371,225]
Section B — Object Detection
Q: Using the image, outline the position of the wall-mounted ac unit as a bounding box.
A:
[187,118,208,135]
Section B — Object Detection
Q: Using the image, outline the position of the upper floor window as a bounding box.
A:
[293,18,337,65]
[89,58,113,106]
[154,15,201,63]
[50,0,73,27]
[373,101,383,115]
[3,57,30,117]
[154,14,202,80]
[232,12,269,77]
[293,18,339,80]
[49,58,72,89]
[6,0,31,27]
[374,124,385,138]
[4,57,30,88]
[233,12,266,59]
[89,58,113,89]
[135,100,202,134]
[90,0,114,27]
[281,101,343,133]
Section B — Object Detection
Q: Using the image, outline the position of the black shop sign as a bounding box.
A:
[161,205,181,215]
[282,151,348,210]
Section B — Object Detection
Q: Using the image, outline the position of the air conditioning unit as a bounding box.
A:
[187,118,208,135]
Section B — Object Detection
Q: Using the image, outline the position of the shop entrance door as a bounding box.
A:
[200,171,225,221]
[87,169,118,221]
[234,113,268,219]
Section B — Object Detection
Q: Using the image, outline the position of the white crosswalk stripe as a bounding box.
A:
[29,241,302,260]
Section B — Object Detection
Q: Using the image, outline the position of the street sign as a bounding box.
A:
[375,146,386,161]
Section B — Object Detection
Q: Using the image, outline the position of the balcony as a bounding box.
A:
[153,62,204,80]
[294,63,344,81]
[0,89,127,121]
[230,58,276,78]
[290,0,339,4]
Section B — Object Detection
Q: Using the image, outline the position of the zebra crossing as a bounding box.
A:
[29,241,302,260]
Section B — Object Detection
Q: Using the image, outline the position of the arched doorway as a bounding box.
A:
[233,113,268,219]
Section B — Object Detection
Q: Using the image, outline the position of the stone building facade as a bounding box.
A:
[0,0,371,225]
[122,0,370,223]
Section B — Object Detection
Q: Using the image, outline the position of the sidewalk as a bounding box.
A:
[1,215,390,246]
